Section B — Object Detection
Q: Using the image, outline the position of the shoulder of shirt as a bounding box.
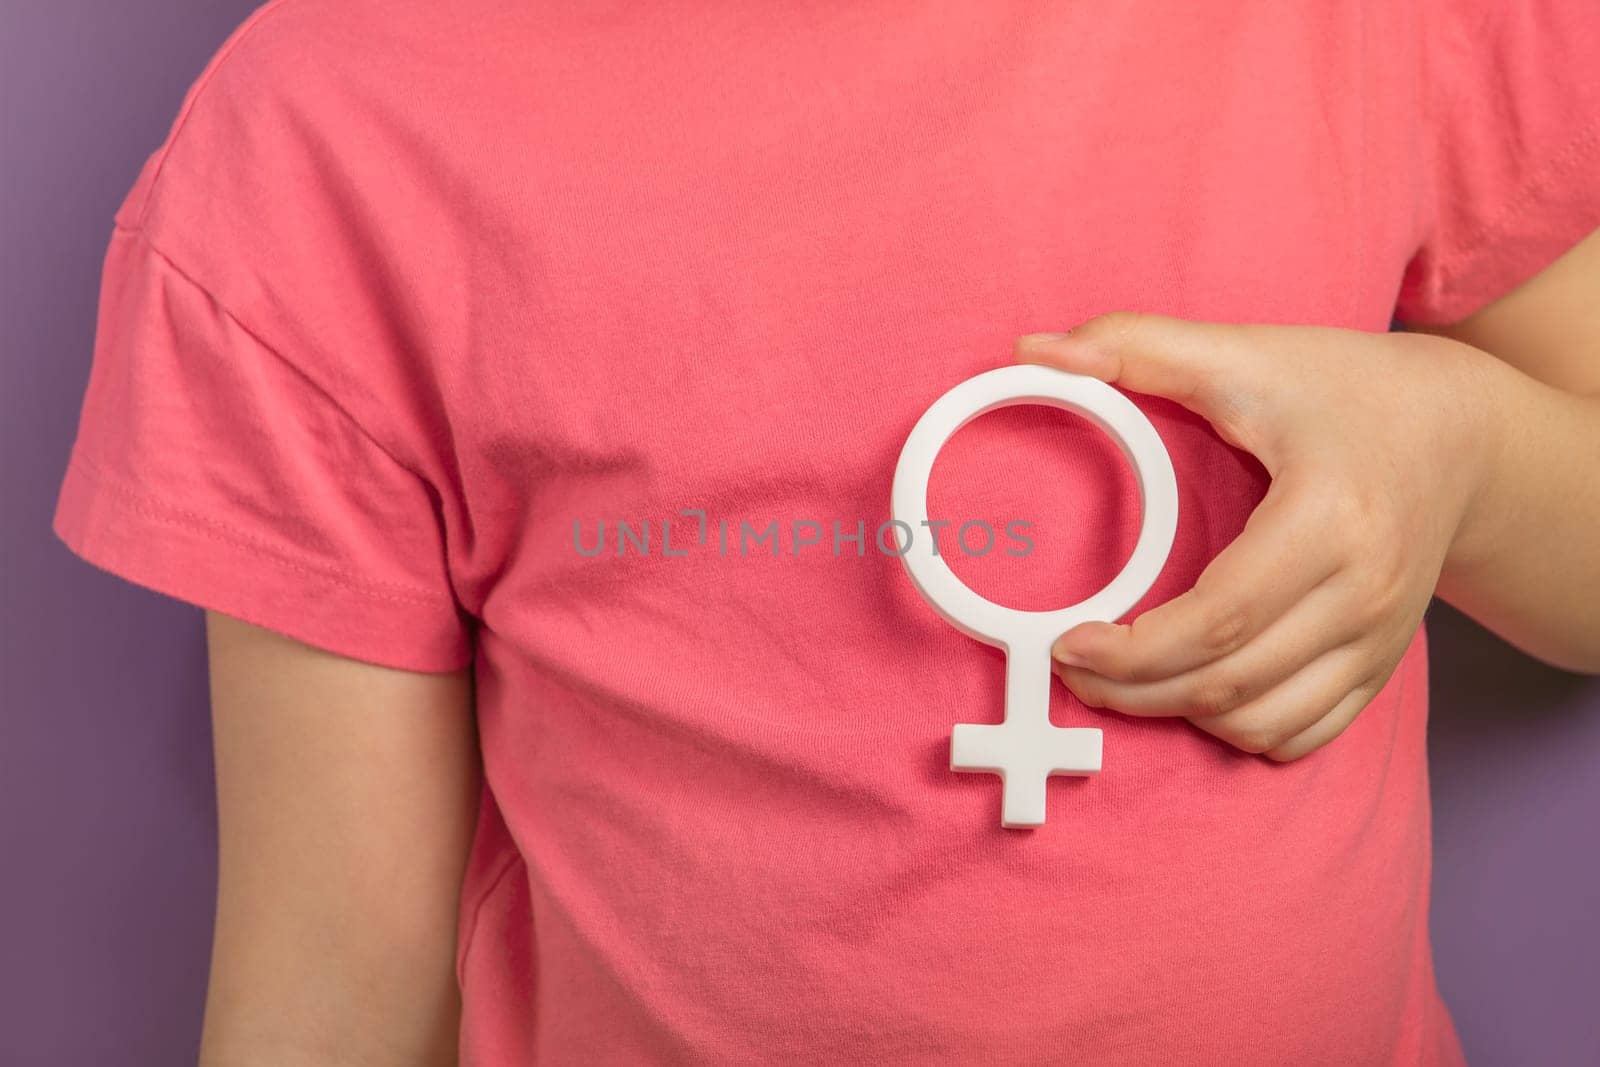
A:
[116,0,473,231]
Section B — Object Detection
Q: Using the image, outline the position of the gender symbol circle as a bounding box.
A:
[889,363,1179,828]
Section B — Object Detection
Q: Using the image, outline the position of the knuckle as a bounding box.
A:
[1192,673,1249,717]
[1120,657,1166,684]
[1355,572,1405,633]
[1374,552,1411,606]
[1102,644,1156,683]
[1369,584,1404,628]
[1201,606,1252,657]
[1342,584,1387,633]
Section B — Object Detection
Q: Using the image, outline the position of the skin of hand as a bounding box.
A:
[1013,237,1600,761]
[1014,316,1498,761]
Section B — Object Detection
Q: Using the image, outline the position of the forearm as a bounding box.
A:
[1436,351,1600,673]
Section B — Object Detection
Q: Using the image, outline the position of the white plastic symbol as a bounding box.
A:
[890,364,1179,828]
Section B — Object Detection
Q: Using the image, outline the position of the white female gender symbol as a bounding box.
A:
[891,364,1179,828]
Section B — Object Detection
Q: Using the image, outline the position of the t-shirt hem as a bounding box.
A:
[52,451,474,674]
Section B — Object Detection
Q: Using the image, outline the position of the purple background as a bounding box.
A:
[3,3,1597,1064]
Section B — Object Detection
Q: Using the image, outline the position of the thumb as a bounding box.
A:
[1015,311,1258,451]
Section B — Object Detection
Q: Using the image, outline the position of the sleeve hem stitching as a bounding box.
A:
[66,450,459,609]
[1427,120,1600,297]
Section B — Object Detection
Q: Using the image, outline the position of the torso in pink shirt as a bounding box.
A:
[56,1,1600,1062]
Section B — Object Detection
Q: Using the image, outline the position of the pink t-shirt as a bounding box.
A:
[54,2,1600,1063]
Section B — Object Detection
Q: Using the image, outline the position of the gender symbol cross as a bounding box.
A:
[890,364,1178,828]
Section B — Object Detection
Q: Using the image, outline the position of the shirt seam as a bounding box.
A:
[112,219,441,491]
[130,0,306,231]
[1410,0,1494,268]
[65,449,458,608]
[455,851,524,988]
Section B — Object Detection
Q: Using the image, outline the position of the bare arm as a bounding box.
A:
[1414,226,1600,397]
[1408,225,1600,673]
[197,610,480,1067]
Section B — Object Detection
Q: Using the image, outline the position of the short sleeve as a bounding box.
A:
[53,224,472,673]
[1394,0,1600,325]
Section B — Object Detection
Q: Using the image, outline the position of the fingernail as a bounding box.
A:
[1019,331,1073,346]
